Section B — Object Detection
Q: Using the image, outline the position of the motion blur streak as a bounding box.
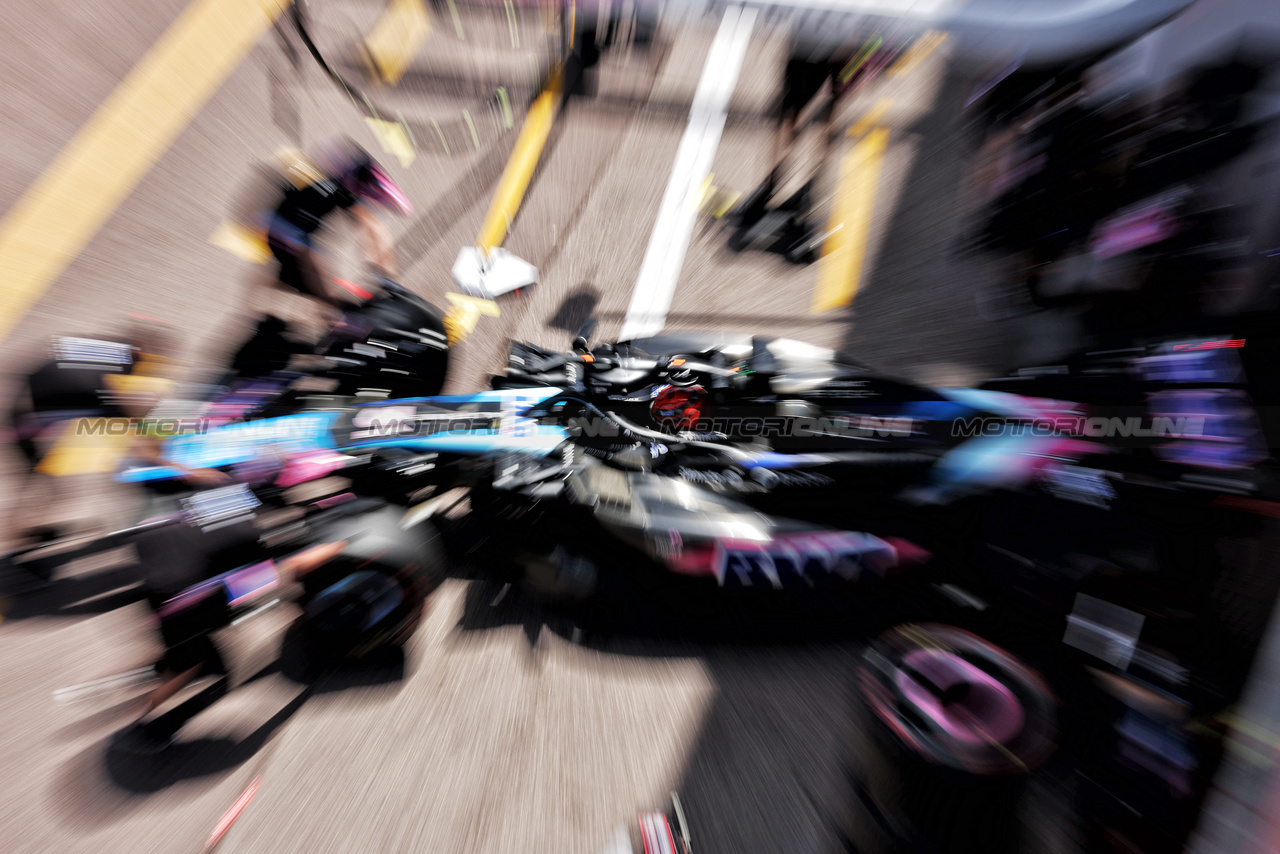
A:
[0,0,285,343]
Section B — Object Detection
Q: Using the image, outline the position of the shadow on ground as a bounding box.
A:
[838,68,1040,385]
[47,625,411,830]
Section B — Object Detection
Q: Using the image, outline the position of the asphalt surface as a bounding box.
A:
[0,4,1059,853]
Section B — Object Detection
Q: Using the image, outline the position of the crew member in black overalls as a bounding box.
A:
[266,145,401,311]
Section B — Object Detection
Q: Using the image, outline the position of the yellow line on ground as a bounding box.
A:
[476,73,561,254]
[209,220,271,265]
[887,30,948,78]
[812,127,889,314]
[364,0,431,86]
[0,0,287,344]
[849,98,893,139]
[365,117,417,168]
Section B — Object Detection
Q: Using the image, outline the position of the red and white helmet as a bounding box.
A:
[650,384,708,432]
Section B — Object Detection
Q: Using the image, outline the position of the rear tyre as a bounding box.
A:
[848,624,1058,854]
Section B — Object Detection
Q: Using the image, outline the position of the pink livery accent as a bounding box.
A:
[883,537,931,569]
[666,530,907,587]
[274,451,349,487]
[365,164,413,216]
[993,435,1103,486]
[895,649,1026,746]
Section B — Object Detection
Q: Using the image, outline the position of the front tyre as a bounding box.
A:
[298,503,446,662]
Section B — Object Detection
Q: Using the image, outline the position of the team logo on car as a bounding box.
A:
[717,532,897,588]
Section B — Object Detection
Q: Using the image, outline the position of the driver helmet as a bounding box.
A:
[650,384,708,432]
[328,142,413,216]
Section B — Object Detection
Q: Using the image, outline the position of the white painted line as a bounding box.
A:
[53,667,156,704]
[620,5,757,341]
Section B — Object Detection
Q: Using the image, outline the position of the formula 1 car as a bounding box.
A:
[32,315,1217,640]
[36,320,1107,628]
[491,323,1106,512]
[3,385,928,640]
